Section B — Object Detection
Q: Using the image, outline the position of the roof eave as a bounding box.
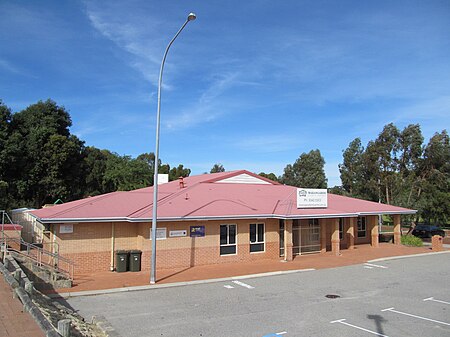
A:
[35,209,417,224]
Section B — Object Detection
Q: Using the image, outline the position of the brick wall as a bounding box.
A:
[53,218,282,274]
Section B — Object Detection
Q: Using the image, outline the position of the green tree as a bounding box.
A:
[281,149,327,188]
[0,101,12,208]
[169,164,191,181]
[6,99,84,207]
[210,163,225,173]
[417,130,450,224]
[103,154,152,191]
[258,172,278,182]
[339,138,364,197]
[84,147,110,196]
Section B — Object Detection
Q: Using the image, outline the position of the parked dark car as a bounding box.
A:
[411,225,445,238]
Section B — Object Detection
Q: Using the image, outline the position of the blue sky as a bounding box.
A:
[1,1,449,186]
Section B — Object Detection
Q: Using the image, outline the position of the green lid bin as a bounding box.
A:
[115,250,129,272]
[129,250,142,272]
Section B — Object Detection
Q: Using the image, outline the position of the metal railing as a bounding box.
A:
[1,210,74,280]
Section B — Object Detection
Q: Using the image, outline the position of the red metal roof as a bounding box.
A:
[30,170,415,223]
[1,224,23,230]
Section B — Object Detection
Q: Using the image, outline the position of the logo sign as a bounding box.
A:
[297,188,328,208]
[190,225,205,237]
[169,230,187,237]
[60,224,73,234]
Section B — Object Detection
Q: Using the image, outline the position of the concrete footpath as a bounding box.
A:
[0,275,45,337]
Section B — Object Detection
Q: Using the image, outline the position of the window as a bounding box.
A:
[309,219,320,242]
[220,224,236,255]
[250,223,265,253]
[357,217,366,238]
[279,220,285,257]
[339,218,344,240]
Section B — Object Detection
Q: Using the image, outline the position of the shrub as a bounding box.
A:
[401,235,423,247]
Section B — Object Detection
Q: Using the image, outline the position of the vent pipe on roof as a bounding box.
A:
[179,177,185,189]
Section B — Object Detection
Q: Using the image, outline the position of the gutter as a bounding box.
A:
[33,209,417,224]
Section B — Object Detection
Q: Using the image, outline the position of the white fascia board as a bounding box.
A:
[37,209,417,224]
[357,210,417,216]
[36,217,130,224]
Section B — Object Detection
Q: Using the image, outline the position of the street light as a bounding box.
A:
[150,13,197,284]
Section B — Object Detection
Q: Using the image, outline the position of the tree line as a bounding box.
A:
[338,123,449,225]
[1,99,448,224]
[0,99,190,209]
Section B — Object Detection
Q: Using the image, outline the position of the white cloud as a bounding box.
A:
[84,3,168,85]
[163,72,241,130]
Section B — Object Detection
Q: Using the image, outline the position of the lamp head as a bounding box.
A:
[187,12,197,21]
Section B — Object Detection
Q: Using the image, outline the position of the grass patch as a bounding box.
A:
[401,235,423,247]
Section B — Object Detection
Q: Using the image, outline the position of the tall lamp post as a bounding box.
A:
[151,13,196,284]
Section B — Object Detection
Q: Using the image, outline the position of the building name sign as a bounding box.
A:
[297,188,328,208]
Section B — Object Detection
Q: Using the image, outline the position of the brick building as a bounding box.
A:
[29,170,415,274]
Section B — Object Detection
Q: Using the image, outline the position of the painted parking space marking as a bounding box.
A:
[262,331,286,337]
[423,297,450,305]
[381,307,450,326]
[232,280,255,289]
[330,318,389,336]
[364,263,388,269]
[223,285,234,289]
[364,266,373,269]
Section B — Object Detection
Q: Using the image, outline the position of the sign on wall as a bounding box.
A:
[150,228,167,240]
[169,230,187,237]
[59,224,73,234]
[190,226,205,237]
[297,188,328,208]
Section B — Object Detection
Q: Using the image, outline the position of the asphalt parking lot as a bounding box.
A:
[65,252,450,337]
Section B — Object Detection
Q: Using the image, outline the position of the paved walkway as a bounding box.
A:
[0,276,45,337]
[49,243,445,295]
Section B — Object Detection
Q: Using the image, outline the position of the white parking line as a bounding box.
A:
[330,319,389,336]
[262,332,287,337]
[381,307,450,326]
[224,285,234,289]
[364,263,388,269]
[232,280,255,289]
[364,266,374,269]
[423,297,450,305]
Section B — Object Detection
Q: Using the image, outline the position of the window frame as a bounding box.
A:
[279,220,285,257]
[339,218,344,240]
[220,224,237,256]
[249,223,265,253]
[308,219,320,242]
[357,217,367,238]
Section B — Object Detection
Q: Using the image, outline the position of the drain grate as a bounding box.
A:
[325,294,341,299]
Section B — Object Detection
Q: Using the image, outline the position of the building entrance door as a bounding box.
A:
[293,219,321,255]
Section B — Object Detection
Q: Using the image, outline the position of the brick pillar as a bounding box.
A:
[320,219,327,253]
[370,216,379,248]
[331,218,340,256]
[284,219,293,261]
[432,235,443,251]
[347,217,355,249]
[393,214,401,245]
